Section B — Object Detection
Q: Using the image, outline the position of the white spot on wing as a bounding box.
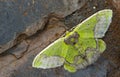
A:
[94,16,111,38]
[39,56,65,69]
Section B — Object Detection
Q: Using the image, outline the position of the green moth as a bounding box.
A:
[32,9,113,72]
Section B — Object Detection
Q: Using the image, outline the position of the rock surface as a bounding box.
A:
[0,0,84,53]
[0,0,120,77]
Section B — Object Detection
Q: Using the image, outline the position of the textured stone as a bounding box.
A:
[8,41,29,59]
[0,0,85,53]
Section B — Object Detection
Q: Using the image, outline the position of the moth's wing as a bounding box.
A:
[73,9,112,38]
[97,39,106,53]
[32,38,68,69]
[94,10,112,38]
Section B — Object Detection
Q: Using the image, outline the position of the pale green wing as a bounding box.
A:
[73,9,112,38]
[32,38,68,69]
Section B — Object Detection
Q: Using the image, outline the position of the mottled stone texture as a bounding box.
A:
[0,0,84,53]
[0,0,120,77]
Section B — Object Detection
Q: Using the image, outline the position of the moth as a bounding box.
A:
[32,9,113,72]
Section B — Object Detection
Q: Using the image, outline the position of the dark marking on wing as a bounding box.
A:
[64,32,79,45]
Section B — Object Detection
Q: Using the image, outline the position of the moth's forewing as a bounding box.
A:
[32,38,68,68]
[94,10,112,38]
[73,9,112,38]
